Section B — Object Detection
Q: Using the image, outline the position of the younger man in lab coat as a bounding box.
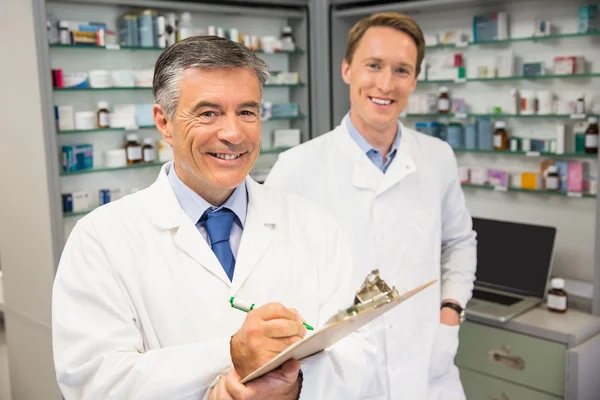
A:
[266,12,477,400]
[52,36,377,400]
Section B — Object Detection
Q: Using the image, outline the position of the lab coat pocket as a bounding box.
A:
[428,323,459,380]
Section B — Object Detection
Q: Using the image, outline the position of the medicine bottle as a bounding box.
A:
[545,165,560,191]
[437,87,450,114]
[97,101,110,129]
[59,21,70,45]
[142,138,155,163]
[125,134,143,164]
[547,278,568,313]
[280,26,295,50]
[493,121,509,151]
[585,117,599,154]
[576,94,585,115]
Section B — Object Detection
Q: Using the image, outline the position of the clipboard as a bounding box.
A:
[240,270,436,383]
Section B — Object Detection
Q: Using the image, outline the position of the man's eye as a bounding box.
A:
[369,63,380,69]
[201,111,216,117]
[240,110,256,116]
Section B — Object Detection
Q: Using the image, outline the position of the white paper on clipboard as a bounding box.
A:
[241,274,436,383]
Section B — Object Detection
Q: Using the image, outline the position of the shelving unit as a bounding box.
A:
[46,0,312,241]
[329,0,600,318]
[462,183,596,199]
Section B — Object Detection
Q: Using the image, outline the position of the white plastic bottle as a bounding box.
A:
[178,12,194,41]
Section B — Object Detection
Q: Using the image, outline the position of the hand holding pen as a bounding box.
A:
[229,298,312,380]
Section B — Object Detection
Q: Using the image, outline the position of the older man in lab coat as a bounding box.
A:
[266,12,477,400]
[52,36,377,400]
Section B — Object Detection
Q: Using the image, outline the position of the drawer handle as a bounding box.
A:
[489,393,511,400]
[488,346,525,370]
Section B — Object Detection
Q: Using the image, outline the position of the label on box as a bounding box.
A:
[570,114,586,120]
[105,44,121,50]
[454,78,467,83]
[567,191,583,198]
[455,112,468,119]
[526,151,541,157]
[494,185,508,192]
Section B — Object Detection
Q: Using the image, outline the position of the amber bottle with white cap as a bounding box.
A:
[547,278,568,313]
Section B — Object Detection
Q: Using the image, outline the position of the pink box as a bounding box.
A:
[567,161,584,192]
[488,169,509,187]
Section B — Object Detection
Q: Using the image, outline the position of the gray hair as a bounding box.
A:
[152,36,269,120]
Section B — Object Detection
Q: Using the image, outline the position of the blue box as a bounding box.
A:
[415,122,440,138]
[465,125,477,149]
[62,193,73,212]
[579,5,598,33]
[135,104,155,127]
[75,144,94,170]
[99,189,111,205]
[62,146,77,172]
[554,161,569,192]
[476,118,493,150]
[523,62,544,77]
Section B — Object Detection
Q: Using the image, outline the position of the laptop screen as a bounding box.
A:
[472,217,557,298]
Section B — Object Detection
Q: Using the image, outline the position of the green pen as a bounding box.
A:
[229,296,314,330]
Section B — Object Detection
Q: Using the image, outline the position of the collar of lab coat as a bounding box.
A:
[141,161,277,290]
[332,119,417,196]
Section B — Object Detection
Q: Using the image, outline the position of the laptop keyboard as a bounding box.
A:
[472,289,523,306]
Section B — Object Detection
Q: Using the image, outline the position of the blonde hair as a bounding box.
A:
[345,12,425,76]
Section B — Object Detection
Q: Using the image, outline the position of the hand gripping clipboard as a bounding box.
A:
[240,270,437,383]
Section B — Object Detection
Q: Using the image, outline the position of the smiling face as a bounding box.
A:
[342,26,418,138]
[153,67,261,205]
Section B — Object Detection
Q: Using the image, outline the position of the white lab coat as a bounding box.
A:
[265,121,477,400]
[52,162,378,400]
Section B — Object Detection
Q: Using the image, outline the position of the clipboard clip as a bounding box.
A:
[325,269,400,325]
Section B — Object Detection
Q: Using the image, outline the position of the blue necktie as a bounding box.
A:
[202,208,236,281]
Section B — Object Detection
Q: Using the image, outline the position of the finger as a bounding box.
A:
[213,376,234,400]
[262,319,307,338]
[288,308,305,324]
[224,369,250,399]
[253,303,299,322]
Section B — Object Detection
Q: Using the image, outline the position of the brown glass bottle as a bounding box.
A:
[585,117,599,154]
[547,278,568,313]
[438,87,450,114]
[493,121,509,151]
[125,134,143,164]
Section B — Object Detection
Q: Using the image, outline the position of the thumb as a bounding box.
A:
[278,358,301,381]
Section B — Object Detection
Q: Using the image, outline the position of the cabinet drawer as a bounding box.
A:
[461,368,562,400]
[456,322,565,397]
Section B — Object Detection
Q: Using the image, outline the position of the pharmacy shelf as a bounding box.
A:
[53,83,306,91]
[49,44,305,54]
[263,113,305,121]
[404,113,596,120]
[64,209,98,218]
[261,147,292,154]
[57,125,157,134]
[425,31,600,50]
[420,73,600,85]
[453,149,597,159]
[462,183,596,198]
[60,161,164,176]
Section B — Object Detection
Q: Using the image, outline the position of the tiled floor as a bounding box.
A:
[0,319,10,400]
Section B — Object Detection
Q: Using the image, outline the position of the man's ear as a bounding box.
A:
[341,59,352,85]
[153,104,173,145]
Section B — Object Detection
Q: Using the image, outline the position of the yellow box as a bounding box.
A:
[521,173,542,190]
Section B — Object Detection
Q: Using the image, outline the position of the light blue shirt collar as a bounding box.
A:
[344,112,401,173]
[167,163,247,227]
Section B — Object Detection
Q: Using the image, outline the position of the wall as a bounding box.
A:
[0,0,63,398]
[330,0,600,284]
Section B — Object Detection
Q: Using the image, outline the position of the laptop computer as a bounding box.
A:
[465,217,557,323]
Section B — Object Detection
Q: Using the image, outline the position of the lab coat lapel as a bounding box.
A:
[332,123,381,191]
[376,129,417,197]
[141,162,232,286]
[230,177,276,295]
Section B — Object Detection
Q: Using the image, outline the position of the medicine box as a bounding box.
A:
[567,161,585,192]
[554,161,569,192]
[578,5,598,33]
[72,191,90,213]
[62,144,93,172]
[55,105,74,131]
[521,173,542,190]
[473,12,508,42]
[273,129,301,148]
